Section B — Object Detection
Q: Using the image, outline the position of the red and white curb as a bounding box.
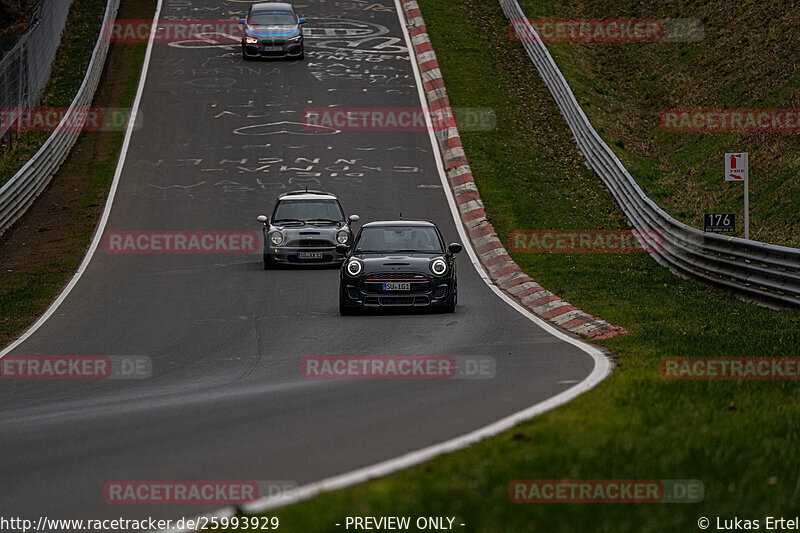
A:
[401,0,627,340]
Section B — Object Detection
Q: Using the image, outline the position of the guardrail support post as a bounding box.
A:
[744,173,750,240]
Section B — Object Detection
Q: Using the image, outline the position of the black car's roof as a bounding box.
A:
[250,2,295,13]
[361,220,437,228]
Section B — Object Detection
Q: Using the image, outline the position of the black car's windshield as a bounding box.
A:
[273,200,343,223]
[249,11,297,25]
[355,226,443,253]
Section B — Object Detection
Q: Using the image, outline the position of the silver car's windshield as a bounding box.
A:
[273,200,343,222]
[249,11,297,25]
[355,226,443,253]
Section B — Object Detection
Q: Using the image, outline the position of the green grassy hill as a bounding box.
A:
[519,0,800,246]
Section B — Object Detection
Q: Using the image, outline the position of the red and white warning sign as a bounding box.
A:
[725,152,748,181]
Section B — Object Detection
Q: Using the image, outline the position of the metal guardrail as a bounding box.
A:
[500,0,800,308]
[0,0,120,235]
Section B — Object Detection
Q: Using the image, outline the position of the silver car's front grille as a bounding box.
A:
[284,239,333,247]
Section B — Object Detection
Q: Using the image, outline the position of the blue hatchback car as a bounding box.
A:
[240,2,307,60]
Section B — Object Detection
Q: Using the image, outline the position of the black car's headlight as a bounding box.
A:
[269,231,283,245]
[288,34,302,42]
[430,258,448,276]
[346,259,363,276]
[336,230,349,244]
[244,37,259,44]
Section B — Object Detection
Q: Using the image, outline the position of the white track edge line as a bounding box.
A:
[161,0,614,525]
[0,0,166,359]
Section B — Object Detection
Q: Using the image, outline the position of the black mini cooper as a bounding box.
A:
[336,221,462,314]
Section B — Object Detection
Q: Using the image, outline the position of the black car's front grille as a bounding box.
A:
[363,272,428,281]
[379,296,415,305]
[261,39,287,45]
[363,296,431,306]
[361,274,430,294]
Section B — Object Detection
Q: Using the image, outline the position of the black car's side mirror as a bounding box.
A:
[448,242,463,255]
[348,214,360,225]
[335,244,350,255]
[257,215,268,224]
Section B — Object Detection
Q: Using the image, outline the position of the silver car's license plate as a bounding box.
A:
[298,252,323,259]
[383,282,411,291]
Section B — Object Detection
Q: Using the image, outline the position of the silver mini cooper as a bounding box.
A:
[257,190,359,269]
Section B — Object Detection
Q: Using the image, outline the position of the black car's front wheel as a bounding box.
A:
[444,285,457,313]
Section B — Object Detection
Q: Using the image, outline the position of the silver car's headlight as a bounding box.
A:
[336,230,349,244]
[245,37,258,44]
[346,259,363,276]
[430,258,448,276]
[269,231,283,245]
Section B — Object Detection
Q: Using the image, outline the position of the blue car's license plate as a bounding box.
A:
[383,282,411,291]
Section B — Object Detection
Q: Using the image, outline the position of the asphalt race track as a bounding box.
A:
[0,0,600,523]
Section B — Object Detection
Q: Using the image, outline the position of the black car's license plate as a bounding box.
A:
[298,252,323,259]
[263,45,282,51]
[383,282,411,291]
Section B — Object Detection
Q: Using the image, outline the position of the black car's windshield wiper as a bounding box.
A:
[273,218,306,225]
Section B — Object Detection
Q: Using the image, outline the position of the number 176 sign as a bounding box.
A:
[704,213,735,233]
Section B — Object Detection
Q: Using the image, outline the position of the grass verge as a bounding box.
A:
[0,0,154,349]
[214,0,800,531]
[515,0,800,247]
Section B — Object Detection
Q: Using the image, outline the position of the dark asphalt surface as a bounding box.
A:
[0,0,598,525]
